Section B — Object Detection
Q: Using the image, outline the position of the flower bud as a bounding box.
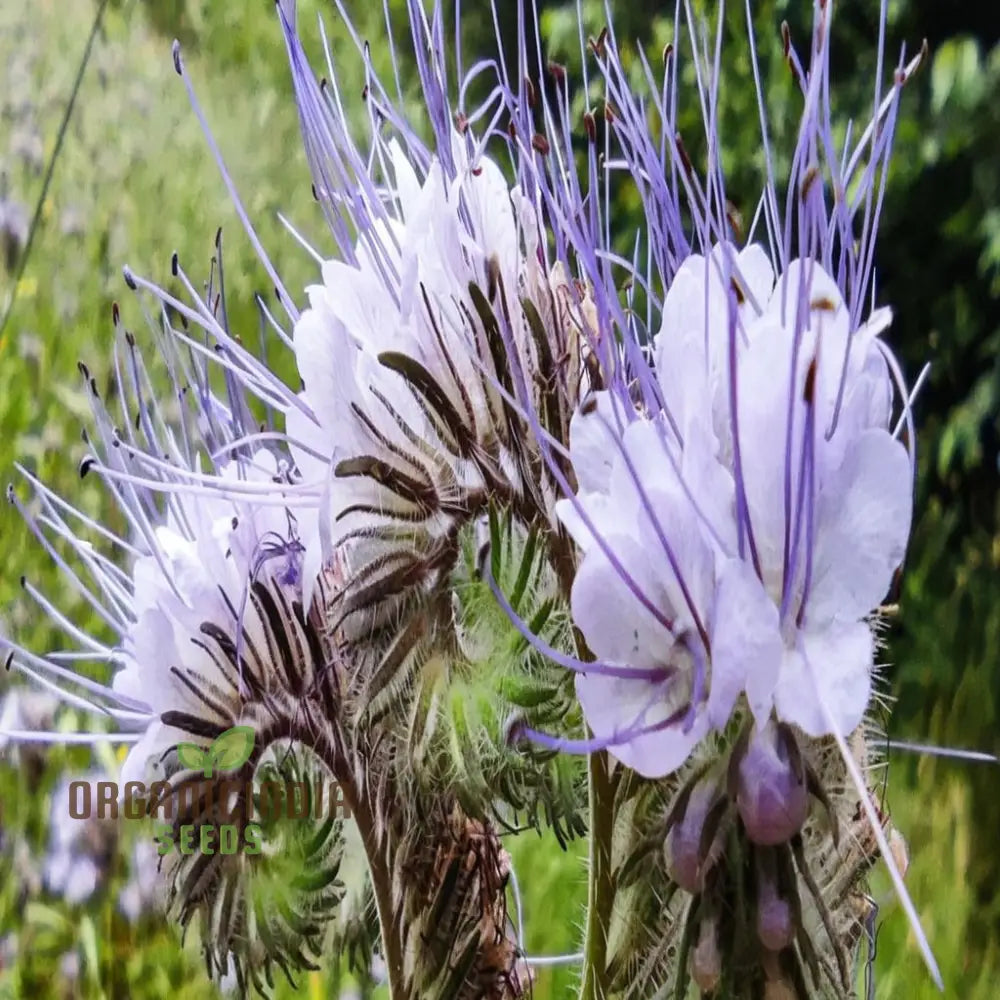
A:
[690,916,721,993]
[735,720,809,846]
[664,769,727,892]
[756,878,794,951]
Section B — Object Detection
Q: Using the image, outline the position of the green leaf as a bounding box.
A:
[208,725,256,774]
[176,742,208,774]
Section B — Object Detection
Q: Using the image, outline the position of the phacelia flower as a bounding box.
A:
[558,251,911,774]
[1,327,349,988]
[275,0,596,643]
[495,0,938,988]
[0,0,950,995]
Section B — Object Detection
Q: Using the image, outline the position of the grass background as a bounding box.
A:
[0,1,998,997]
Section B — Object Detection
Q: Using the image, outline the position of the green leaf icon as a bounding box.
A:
[176,742,208,773]
[207,726,255,776]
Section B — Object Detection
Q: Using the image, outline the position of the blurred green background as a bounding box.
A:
[0,0,997,997]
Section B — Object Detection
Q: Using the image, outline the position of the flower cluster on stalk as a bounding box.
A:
[0,0,943,997]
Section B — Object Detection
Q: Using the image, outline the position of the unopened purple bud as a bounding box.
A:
[754,848,795,950]
[757,889,794,952]
[664,770,726,892]
[690,916,721,992]
[736,721,809,846]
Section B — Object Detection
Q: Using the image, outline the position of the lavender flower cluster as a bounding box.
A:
[1,2,941,997]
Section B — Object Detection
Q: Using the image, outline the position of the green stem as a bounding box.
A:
[346,781,408,1000]
[301,705,407,1000]
[579,748,617,1000]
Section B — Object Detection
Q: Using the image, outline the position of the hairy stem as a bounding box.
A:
[579,748,617,1000]
[343,779,408,1000]
[296,703,407,999]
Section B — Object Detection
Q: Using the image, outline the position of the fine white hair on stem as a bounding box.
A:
[811,664,944,990]
[887,740,998,765]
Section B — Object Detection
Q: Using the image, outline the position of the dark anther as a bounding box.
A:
[486,256,501,303]
[726,201,744,242]
[583,111,597,143]
[604,100,618,124]
[122,267,137,290]
[781,22,791,58]
[663,42,674,66]
[111,302,120,325]
[171,252,179,276]
[455,111,468,134]
[580,395,598,416]
[4,652,13,672]
[588,27,608,58]
[803,358,817,405]
[674,132,693,177]
[215,226,223,249]
[232,517,239,531]
[78,361,90,379]
[507,121,517,140]
[800,164,821,202]
[125,330,135,347]
[547,61,566,84]
[79,457,95,479]
[172,40,182,75]
[531,133,550,155]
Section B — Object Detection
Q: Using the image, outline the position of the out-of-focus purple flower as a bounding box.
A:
[117,839,163,922]
[42,774,115,905]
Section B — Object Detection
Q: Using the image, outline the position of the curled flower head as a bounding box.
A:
[112,449,326,788]
[0,322,352,989]
[271,3,600,648]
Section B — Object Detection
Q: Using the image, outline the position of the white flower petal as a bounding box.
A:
[808,428,912,624]
[575,673,707,778]
[733,243,775,317]
[710,558,783,726]
[566,391,624,494]
[570,534,675,670]
[774,622,873,736]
